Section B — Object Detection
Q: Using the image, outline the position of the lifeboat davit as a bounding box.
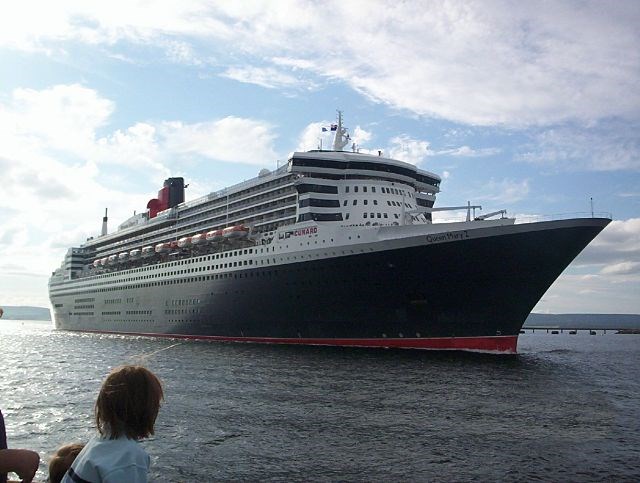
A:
[206,229,224,243]
[118,252,129,262]
[177,237,191,248]
[93,259,101,268]
[154,243,168,254]
[191,233,205,245]
[222,225,249,239]
[129,248,141,260]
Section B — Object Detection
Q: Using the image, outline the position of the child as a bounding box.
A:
[62,365,163,483]
[48,443,84,483]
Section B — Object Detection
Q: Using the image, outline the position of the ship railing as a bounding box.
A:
[515,211,613,224]
[177,164,291,211]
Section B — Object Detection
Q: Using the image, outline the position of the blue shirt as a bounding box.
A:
[61,434,150,483]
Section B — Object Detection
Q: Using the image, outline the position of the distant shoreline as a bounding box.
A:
[1,306,51,321]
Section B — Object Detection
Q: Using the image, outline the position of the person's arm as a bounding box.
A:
[0,448,39,483]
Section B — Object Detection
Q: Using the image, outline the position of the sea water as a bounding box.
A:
[1,320,639,481]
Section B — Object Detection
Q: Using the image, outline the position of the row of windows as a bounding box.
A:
[299,198,340,208]
[167,299,200,306]
[344,212,399,220]
[297,183,339,194]
[126,310,152,315]
[53,247,387,300]
[291,158,440,187]
[102,311,121,316]
[345,185,412,197]
[341,199,415,209]
[74,304,94,309]
[105,298,122,305]
[165,309,201,315]
[74,297,95,303]
[56,248,260,291]
[297,213,343,222]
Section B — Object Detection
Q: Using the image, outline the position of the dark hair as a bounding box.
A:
[49,443,84,483]
[95,365,164,440]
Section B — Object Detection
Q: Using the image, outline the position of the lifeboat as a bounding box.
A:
[129,248,141,260]
[222,225,249,239]
[142,246,155,257]
[169,240,179,250]
[177,237,191,248]
[154,243,169,254]
[93,259,101,268]
[191,233,205,245]
[206,229,224,243]
[107,254,118,265]
[118,252,129,263]
[100,257,109,266]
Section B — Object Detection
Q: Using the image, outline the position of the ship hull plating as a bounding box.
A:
[51,219,609,354]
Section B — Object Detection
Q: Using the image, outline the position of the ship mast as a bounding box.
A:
[332,110,350,151]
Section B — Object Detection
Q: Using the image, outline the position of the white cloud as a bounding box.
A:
[0,83,281,305]
[220,66,317,91]
[534,271,639,314]
[296,122,330,152]
[601,262,640,276]
[518,121,640,171]
[160,117,278,166]
[2,1,638,127]
[435,146,501,157]
[0,84,114,157]
[477,178,531,204]
[387,135,432,165]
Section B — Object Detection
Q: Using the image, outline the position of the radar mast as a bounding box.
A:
[332,110,350,151]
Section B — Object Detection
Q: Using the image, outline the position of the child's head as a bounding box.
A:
[49,443,84,483]
[95,365,164,440]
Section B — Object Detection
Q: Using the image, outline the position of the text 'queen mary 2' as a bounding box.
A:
[49,113,610,354]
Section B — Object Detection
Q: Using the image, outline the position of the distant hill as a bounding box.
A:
[525,313,640,329]
[1,306,51,321]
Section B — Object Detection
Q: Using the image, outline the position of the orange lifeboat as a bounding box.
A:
[222,225,249,239]
[206,229,224,243]
[177,236,191,248]
[191,233,205,245]
[154,243,169,254]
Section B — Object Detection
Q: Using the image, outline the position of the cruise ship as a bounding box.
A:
[49,113,610,354]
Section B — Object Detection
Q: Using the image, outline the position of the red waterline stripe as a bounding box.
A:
[72,329,519,354]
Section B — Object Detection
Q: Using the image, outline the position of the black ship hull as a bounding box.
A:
[51,218,609,354]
